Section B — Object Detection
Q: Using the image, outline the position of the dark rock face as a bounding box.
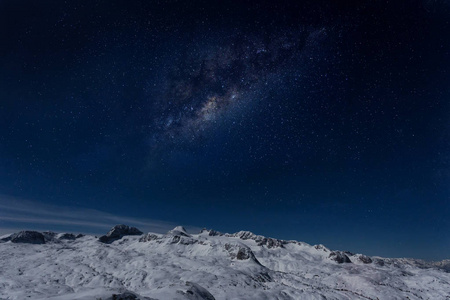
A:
[170,235,197,245]
[42,231,57,240]
[0,234,12,242]
[434,260,450,273]
[232,231,256,240]
[224,243,261,265]
[329,251,352,264]
[358,255,373,264]
[58,233,77,240]
[257,237,284,248]
[252,272,272,283]
[208,230,222,236]
[178,282,216,300]
[99,224,143,244]
[200,228,223,237]
[375,258,385,266]
[139,233,159,242]
[108,292,138,300]
[10,231,46,244]
[314,244,329,252]
[106,291,156,300]
[201,229,222,236]
[166,226,196,244]
[236,247,254,260]
[230,231,284,249]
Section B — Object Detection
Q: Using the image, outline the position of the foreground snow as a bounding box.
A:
[0,226,449,300]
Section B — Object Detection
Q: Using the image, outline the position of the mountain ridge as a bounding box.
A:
[0,225,449,299]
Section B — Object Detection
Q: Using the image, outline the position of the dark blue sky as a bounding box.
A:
[0,0,449,260]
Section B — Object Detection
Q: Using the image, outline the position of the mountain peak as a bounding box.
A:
[173,226,188,233]
[99,224,143,244]
[168,226,190,237]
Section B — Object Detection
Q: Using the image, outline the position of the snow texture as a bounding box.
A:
[0,225,449,300]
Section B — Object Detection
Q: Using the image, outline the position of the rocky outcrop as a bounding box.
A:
[358,254,373,264]
[200,229,223,236]
[58,233,77,240]
[329,251,352,264]
[228,231,284,249]
[433,260,450,273]
[314,244,330,252]
[375,258,385,266]
[107,291,138,300]
[139,233,159,242]
[177,282,216,300]
[106,291,156,300]
[0,234,12,242]
[10,231,46,244]
[42,231,57,241]
[170,235,197,245]
[1,231,82,244]
[224,243,261,265]
[165,226,197,245]
[99,224,143,244]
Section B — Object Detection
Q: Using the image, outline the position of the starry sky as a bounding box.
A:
[0,1,449,260]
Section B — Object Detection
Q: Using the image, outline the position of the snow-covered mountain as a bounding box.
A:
[0,225,449,300]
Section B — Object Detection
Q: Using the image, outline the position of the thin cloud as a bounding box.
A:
[0,195,196,235]
[0,216,113,229]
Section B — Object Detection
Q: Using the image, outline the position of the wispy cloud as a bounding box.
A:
[0,195,196,235]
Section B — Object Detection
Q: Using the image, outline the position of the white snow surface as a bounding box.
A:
[0,226,449,300]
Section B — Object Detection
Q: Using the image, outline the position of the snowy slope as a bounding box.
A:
[0,225,449,300]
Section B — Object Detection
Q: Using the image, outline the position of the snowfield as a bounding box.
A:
[0,225,449,300]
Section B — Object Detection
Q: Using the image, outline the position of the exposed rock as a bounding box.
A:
[329,251,352,264]
[42,231,57,240]
[257,237,284,248]
[10,231,46,244]
[231,231,257,240]
[314,244,330,252]
[358,255,373,264]
[0,234,12,242]
[99,224,143,244]
[252,272,272,283]
[177,282,216,300]
[108,291,138,300]
[164,226,196,245]
[57,233,77,240]
[375,258,385,266]
[229,231,284,248]
[200,229,223,236]
[106,291,156,300]
[236,247,252,260]
[434,260,450,273]
[170,235,197,245]
[224,243,261,265]
[139,233,159,242]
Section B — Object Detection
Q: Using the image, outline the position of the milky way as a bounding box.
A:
[149,28,328,147]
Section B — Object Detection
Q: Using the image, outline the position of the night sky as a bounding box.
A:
[0,1,449,260]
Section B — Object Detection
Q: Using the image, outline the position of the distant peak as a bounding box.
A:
[168,226,191,237]
[173,226,187,233]
[99,224,143,244]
